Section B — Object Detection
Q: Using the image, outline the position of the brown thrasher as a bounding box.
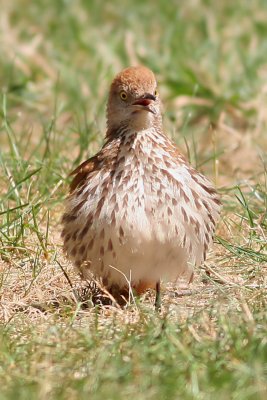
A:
[61,66,221,307]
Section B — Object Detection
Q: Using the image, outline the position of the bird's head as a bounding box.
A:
[107,66,162,134]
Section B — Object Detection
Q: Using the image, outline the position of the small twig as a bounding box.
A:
[107,264,136,306]
[55,260,80,303]
[203,264,239,286]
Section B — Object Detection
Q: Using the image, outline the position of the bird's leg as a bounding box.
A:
[155,280,161,310]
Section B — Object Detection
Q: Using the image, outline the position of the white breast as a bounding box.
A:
[62,129,220,289]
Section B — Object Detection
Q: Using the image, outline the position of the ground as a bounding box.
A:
[0,1,267,399]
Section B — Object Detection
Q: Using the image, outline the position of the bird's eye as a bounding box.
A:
[154,89,158,96]
[120,91,127,101]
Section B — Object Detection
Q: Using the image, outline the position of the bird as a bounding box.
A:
[61,66,221,307]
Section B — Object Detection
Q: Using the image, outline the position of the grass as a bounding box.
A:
[0,303,266,400]
[0,0,267,398]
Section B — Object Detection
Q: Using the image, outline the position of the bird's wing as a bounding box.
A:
[69,156,99,193]
[69,137,120,193]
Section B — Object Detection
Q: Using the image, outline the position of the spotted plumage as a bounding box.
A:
[61,66,221,302]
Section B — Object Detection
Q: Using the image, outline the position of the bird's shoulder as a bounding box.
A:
[69,138,120,193]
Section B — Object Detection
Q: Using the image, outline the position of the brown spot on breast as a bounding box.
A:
[167,207,172,216]
[79,226,88,239]
[163,169,182,188]
[100,228,105,239]
[120,135,126,145]
[123,190,130,204]
[165,193,170,201]
[88,212,93,223]
[128,184,135,193]
[81,189,89,200]
[100,246,104,256]
[172,198,178,206]
[72,199,86,214]
[79,244,86,255]
[109,170,115,179]
[191,174,200,184]
[194,198,202,210]
[88,238,94,250]
[78,224,90,240]
[164,160,172,168]
[195,220,200,235]
[157,199,163,207]
[101,187,109,198]
[110,193,116,204]
[71,248,77,257]
[152,164,158,174]
[205,222,211,233]
[76,184,86,197]
[72,230,79,241]
[191,189,201,209]
[202,200,211,212]
[211,196,221,206]
[180,188,190,203]
[111,209,116,226]
[205,232,210,243]
[65,233,71,242]
[181,207,188,223]
[208,212,216,227]
[115,171,123,182]
[198,182,217,195]
[62,214,77,224]
[107,239,113,251]
[119,226,124,237]
[101,176,110,188]
[89,186,98,196]
[95,197,105,218]
[122,175,131,185]
[189,216,195,225]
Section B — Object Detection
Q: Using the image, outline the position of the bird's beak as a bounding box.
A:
[132,93,156,114]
